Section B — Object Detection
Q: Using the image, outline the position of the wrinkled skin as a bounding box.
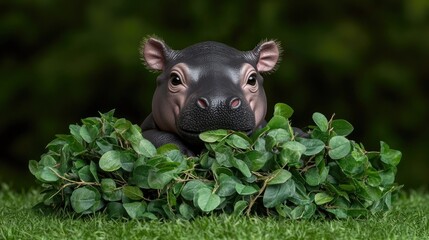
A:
[140,36,281,155]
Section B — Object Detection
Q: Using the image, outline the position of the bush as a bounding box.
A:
[29,103,402,220]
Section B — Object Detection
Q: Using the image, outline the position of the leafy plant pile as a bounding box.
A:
[29,103,402,220]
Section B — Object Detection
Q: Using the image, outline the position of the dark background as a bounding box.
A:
[1,1,428,190]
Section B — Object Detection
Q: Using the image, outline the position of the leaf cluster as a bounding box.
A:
[29,104,402,220]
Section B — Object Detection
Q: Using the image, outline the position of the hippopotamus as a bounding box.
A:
[140,36,281,155]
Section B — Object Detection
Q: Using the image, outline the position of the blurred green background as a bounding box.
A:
[1,1,428,190]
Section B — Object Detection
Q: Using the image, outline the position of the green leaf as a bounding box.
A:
[366,168,382,187]
[179,202,195,220]
[99,109,116,121]
[263,179,295,208]
[232,158,252,178]
[217,174,239,197]
[70,187,97,213]
[214,145,234,167]
[268,169,292,185]
[326,208,348,219]
[79,124,99,143]
[290,204,316,219]
[141,212,158,220]
[181,180,208,201]
[212,165,233,179]
[274,103,294,119]
[147,170,174,189]
[28,160,39,177]
[233,200,248,215]
[380,169,396,186]
[267,115,288,129]
[311,128,330,143]
[332,119,354,136]
[40,155,57,167]
[283,141,306,155]
[107,202,126,219]
[241,150,270,171]
[132,165,150,189]
[328,136,351,159]
[81,116,100,126]
[101,178,116,193]
[101,178,122,201]
[123,186,144,200]
[267,128,291,143]
[124,124,143,145]
[147,156,179,172]
[235,183,258,195]
[120,152,135,172]
[123,202,146,219]
[99,150,123,172]
[337,155,365,176]
[254,137,266,152]
[196,188,221,212]
[114,118,132,134]
[164,149,187,171]
[69,124,83,143]
[199,129,229,143]
[380,141,402,166]
[314,192,334,205]
[226,133,251,149]
[297,138,325,156]
[156,144,179,155]
[78,165,92,182]
[39,167,60,182]
[38,155,60,182]
[199,152,214,169]
[312,112,329,132]
[73,159,86,169]
[305,166,329,186]
[325,183,350,202]
[279,141,306,166]
[161,202,176,220]
[101,183,123,202]
[134,139,157,158]
[355,181,382,201]
[89,161,99,183]
[351,146,368,162]
[275,204,291,218]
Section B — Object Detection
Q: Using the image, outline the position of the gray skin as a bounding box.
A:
[140,37,281,156]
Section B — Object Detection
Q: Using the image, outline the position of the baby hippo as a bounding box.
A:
[140,36,281,155]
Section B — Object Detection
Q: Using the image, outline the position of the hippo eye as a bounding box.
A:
[170,73,182,86]
[247,74,257,86]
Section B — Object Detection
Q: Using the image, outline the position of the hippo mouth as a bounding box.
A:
[179,127,254,137]
[178,126,254,145]
[176,98,257,147]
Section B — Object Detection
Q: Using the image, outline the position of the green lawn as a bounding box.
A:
[1,184,428,240]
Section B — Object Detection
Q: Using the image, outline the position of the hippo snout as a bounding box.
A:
[177,96,255,146]
[196,96,242,110]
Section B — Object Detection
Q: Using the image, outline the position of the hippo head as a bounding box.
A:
[141,37,281,148]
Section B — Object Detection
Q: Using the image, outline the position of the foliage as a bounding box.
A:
[29,103,402,220]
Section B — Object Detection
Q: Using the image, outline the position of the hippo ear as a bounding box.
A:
[253,40,282,73]
[140,36,171,71]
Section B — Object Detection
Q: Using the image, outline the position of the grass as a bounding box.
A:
[1,184,428,240]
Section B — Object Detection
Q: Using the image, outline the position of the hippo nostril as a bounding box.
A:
[197,97,209,109]
[229,97,241,109]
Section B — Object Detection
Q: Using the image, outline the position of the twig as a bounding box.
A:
[246,179,268,216]
[48,167,101,187]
